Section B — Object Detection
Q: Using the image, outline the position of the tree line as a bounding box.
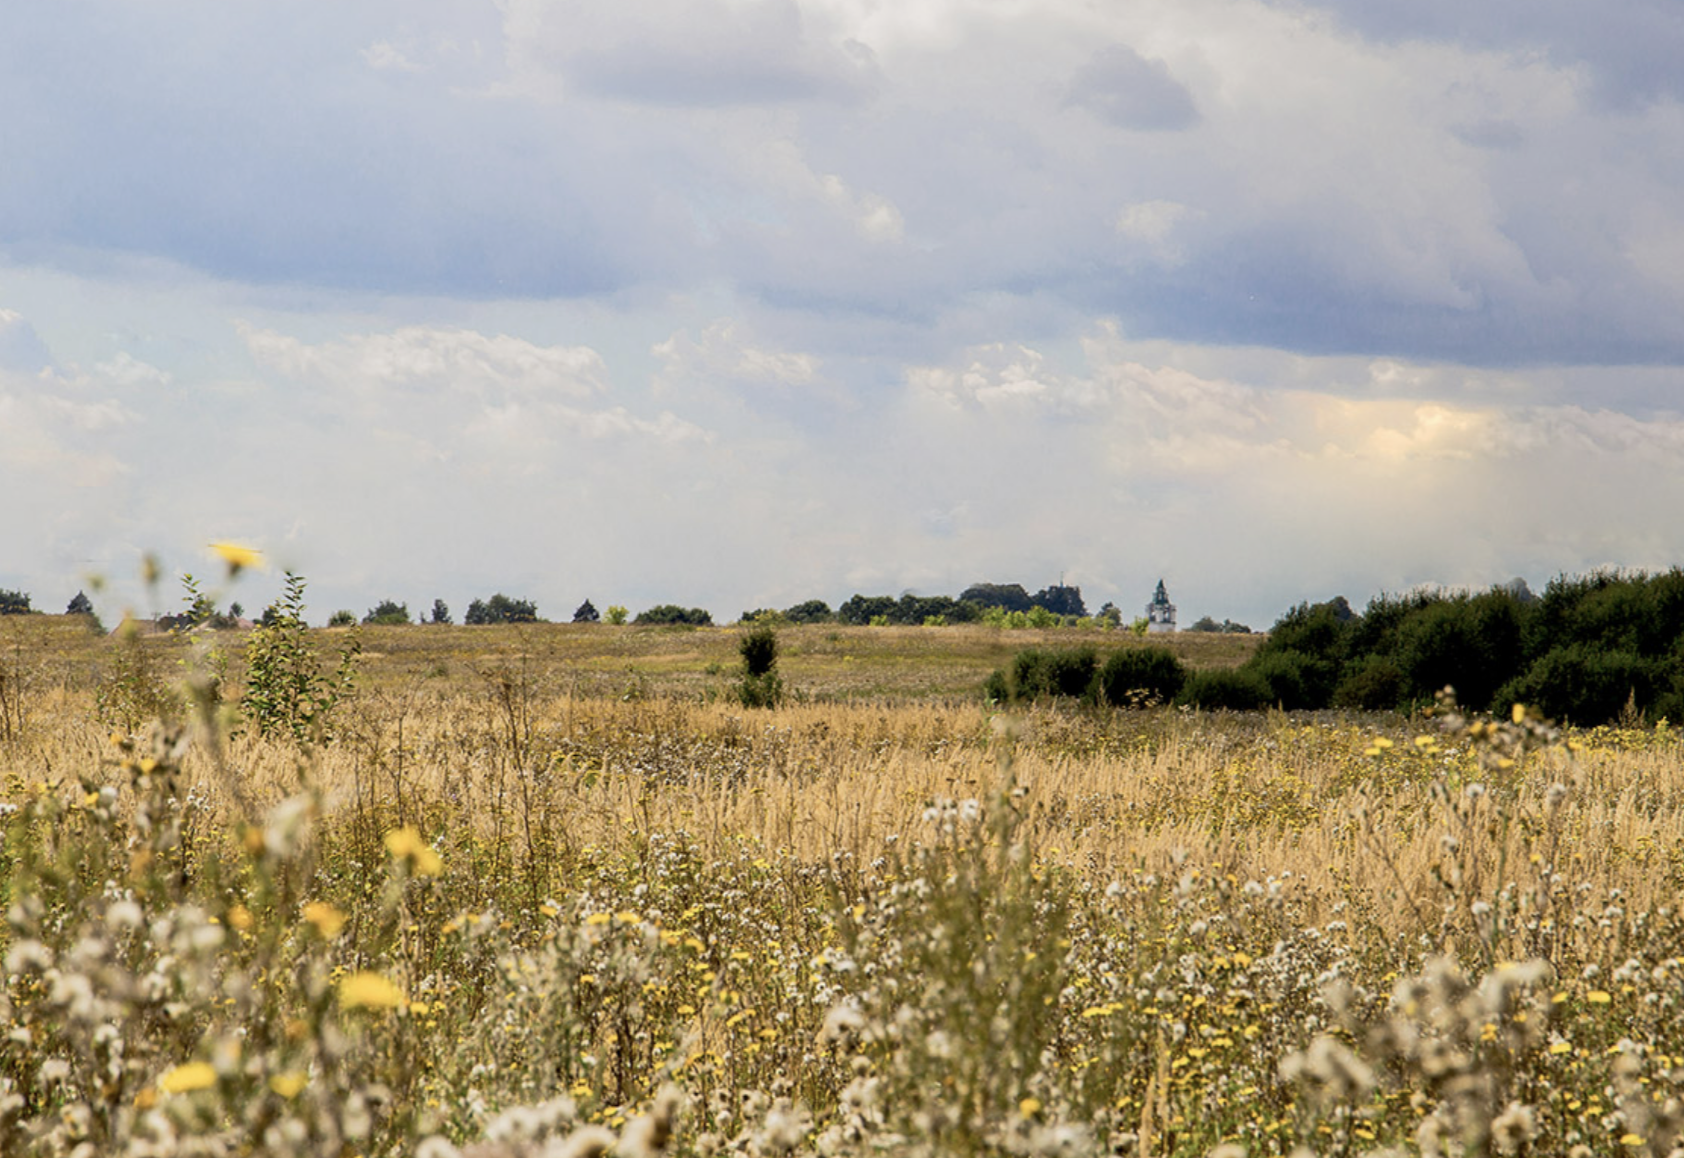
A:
[992,570,1684,725]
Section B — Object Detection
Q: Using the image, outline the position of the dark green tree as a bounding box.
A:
[783,599,833,623]
[363,600,411,626]
[737,623,783,707]
[635,604,713,626]
[0,589,30,616]
[464,594,540,625]
[429,599,452,625]
[573,599,601,624]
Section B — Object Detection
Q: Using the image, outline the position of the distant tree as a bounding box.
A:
[573,599,601,624]
[0,589,31,616]
[327,610,357,627]
[960,583,1032,613]
[837,594,896,625]
[635,604,713,626]
[783,599,833,624]
[65,590,103,633]
[364,600,410,626]
[465,594,539,625]
[1095,602,1123,628]
[739,608,786,625]
[429,599,452,625]
[229,602,244,620]
[1031,584,1087,617]
[605,605,629,626]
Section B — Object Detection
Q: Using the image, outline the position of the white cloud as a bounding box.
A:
[655,320,821,390]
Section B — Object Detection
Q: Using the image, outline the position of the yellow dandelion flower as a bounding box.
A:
[210,542,263,576]
[159,1061,218,1094]
[337,971,406,1010]
[1019,1097,1042,1118]
[383,827,442,876]
[268,1072,308,1099]
[303,901,346,939]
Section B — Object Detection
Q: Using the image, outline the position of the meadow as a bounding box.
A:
[2,613,1681,1157]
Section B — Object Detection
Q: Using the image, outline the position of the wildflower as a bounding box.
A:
[268,1072,309,1099]
[303,901,346,938]
[338,971,406,1010]
[210,541,264,576]
[159,1061,218,1093]
[384,827,443,876]
[559,1125,617,1158]
[1490,1102,1535,1154]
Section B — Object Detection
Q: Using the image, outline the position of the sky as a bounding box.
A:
[4,0,1684,629]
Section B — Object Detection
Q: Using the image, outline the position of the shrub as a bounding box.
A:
[242,573,360,744]
[1493,645,1658,725]
[465,594,539,624]
[737,624,783,708]
[1095,647,1187,707]
[0,588,31,615]
[605,604,628,625]
[986,647,1098,703]
[783,599,833,624]
[1332,654,1408,710]
[635,604,713,626]
[837,594,896,625]
[1244,651,1318,710]
[1176,667,1271,710]
[327,609,357,627]
[363,600,410,626]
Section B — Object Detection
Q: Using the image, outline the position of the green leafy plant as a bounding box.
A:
[241,572,360,744]
[737,623,784,707]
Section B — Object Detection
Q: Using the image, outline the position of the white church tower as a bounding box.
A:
[1146,579,1177,633]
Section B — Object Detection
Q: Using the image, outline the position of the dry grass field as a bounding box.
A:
[2,612,1682,1156]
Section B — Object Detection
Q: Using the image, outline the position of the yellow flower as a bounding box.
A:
[383,827,443,876]
[338,971,406,1010]
[303,901,346,939]
[209,542,263,576]
[1587,990,1612,1004]
[1019,1097,1042,1118]
[227,905,253,932]
[1512,703,1527,724]
[268,1072,309,1099]
[159,1062,218,1094]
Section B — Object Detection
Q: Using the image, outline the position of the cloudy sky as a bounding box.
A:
[4,0,1684,628]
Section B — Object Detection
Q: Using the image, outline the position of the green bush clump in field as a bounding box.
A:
[635,604,713,626]
[736,623,784,708]
[1094,647,1187,707]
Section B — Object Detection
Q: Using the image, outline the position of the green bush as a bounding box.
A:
[634,604,713,626]
[736,625,784,708]
[465,594,539,624]
[1094,647,1186,707]
[1176,667,1271,711]
[1493,645,1657,725]
[1243,650,1316,710]
[1332,654,1408,710]
[242,573,361,744]
[363,600,410,626]
[985,647,1098,703]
